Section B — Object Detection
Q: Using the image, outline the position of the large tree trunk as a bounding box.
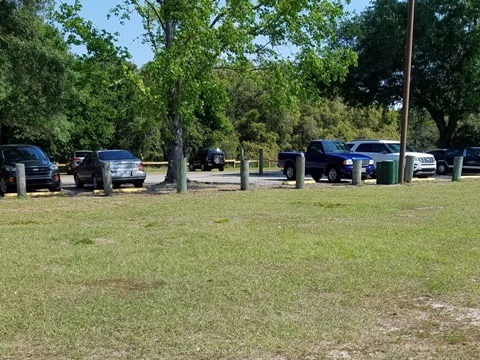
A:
[424,103,457,148]
[164,77,183,183]
[164,112,183,183]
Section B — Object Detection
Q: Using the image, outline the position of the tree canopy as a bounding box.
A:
[108,0,357,181]
[336,0,480,148]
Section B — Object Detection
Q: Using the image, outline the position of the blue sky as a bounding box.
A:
[57,0,373,66]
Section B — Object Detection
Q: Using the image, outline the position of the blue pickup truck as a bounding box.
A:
[277,139,375,182]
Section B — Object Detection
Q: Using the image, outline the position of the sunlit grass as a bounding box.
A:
[1,181,479,359]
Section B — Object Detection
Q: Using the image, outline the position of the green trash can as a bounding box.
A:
[383,160,397,185]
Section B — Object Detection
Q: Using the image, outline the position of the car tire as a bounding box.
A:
[74,173,84,188]
[219,166,224,172]
[92,175,101,189]
[311,172,323,182]
[133,181,144,188]
[189,164,195,171]
[49,182,62,192]
[437,162,448,175]
[285,163,296,181]
[327,167,342,182]
[0,177,8,194]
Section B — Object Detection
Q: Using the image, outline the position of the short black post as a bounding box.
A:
[295,153,305,189]
[452,156,463,181]
[351,160,362,185]
[16,163,27,197]
[101,161,113,196]
[177,158,187,193]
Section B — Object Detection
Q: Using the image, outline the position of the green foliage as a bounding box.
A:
[110,0,356,180]
[0,0,71,151]
[336,0,480,147]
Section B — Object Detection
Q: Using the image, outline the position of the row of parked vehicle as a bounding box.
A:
[277,139,438,182]
[0,145,226,195]
[0,144,147,195]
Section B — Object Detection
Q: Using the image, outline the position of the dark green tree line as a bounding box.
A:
[336,0,480,148]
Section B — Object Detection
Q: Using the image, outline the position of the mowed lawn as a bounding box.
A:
[1,180,479,359]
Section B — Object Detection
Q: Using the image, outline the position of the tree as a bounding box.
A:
[336,0,480,148]
[111,0,356,182]
[55,1,162,160]
[0,0,72,153]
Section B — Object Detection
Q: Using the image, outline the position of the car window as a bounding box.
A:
[323,141,350,153]
[75,151,91,158]
[446,149,463,157]
[2,147,48,162]
[98,150,137,161]
[465,148,480,158]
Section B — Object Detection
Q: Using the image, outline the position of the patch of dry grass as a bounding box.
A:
[0,181,479,359]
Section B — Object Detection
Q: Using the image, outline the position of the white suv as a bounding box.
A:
[347,140,436,177]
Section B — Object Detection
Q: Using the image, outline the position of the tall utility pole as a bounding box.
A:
[398,0,416,183]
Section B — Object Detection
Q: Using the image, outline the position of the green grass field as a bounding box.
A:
[1,180,479,359]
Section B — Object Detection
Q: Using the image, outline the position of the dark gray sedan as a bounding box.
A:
[73,150,146,189]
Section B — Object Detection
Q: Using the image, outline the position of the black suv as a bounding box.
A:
[0,144,62,194]
[189,147,225,171]
[435,147,480,175]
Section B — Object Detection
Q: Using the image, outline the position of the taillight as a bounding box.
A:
[138,163,145,171]
[73,157,80,162]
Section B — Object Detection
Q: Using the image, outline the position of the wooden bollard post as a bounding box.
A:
[452,156,463,181]
[16,163,27,197]
[101,161,113,196]
[259,149,264,175]
[404,155,415,183]
[351,159,362,185]
[296,153,305,189]
[177,158,187,193]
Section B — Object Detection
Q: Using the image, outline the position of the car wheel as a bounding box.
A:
[311,171,323,182]
[437,162,448,175]
[327,167,342,182]
[285,164,296,181]
[74,173,84,188]
[92,175,101,189]
[0,177,8,194]
[188,164,195,171]
[219,166,224,172]
[133,181,144,188]
[49,182,62,192]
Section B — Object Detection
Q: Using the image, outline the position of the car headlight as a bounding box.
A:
[49,164,59,171]
[4,165,15,171]
[369,159,374,165]
[343,159,353,165]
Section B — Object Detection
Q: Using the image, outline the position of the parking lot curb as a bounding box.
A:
[93,187,147,195]
[4,192,62,198]
[281,179,316,185]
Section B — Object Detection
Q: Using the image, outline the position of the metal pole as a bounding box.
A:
[398,0,416,183]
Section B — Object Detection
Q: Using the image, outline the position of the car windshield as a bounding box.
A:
[322,141,351,154]
[384,143,414,153]
[2,146,48,162]
[98,150,137,161]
